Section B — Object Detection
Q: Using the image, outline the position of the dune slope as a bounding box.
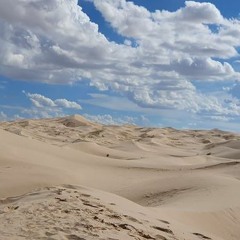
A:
[0,115,240,240]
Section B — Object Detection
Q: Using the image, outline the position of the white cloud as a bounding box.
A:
[24,92,56,108]
[24,91,82,110]
[83,113,151,126]
[0,0,240,121]
[208,115,233,122]
[177,1,223,23]
[0,111,22,121]
[0,111,8,121]
[18,91,82,119]
[54,99,81,109]
[124,39,132,46]
[83,113,137,125]
[22,107,64,119]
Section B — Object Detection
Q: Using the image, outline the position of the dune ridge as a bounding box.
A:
[0,115,240,239]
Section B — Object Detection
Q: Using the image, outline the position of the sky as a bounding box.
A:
[1,0,240,131]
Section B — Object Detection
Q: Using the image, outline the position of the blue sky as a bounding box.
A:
[1,0,240,131]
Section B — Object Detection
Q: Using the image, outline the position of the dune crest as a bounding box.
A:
[58,114,100,127]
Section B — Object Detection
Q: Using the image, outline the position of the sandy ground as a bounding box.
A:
[0,115,240,240]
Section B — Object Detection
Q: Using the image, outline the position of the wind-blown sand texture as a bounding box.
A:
[0,115,240,240]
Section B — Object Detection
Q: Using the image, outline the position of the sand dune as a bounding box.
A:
[1,115,240,239]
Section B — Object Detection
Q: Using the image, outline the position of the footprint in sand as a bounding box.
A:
[158,219,170,224]
[4,205,19,212]
[152,226,173,235]
[107,213,122,220]
[123,215,143,224]
[66,234,86,240]
[81,194,91,198]
[55,197,67,202]
[193,232,212,239]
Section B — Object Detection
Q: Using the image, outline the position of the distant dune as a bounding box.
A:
[0,115,240,239]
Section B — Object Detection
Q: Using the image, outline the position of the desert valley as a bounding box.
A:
[0,115,240,240]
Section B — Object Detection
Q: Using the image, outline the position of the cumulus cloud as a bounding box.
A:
[16,91,82,120]
[0,111,8,121]
[1,0,240,120]
[54,99,82,109]
[177,1,223,23]
[83,113,151,126]
[24,91,82,110]
[24,92,56,108]
[21,107,64,119]
[83,114,137,125]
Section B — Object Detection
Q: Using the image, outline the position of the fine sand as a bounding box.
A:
[0,115,240,240]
